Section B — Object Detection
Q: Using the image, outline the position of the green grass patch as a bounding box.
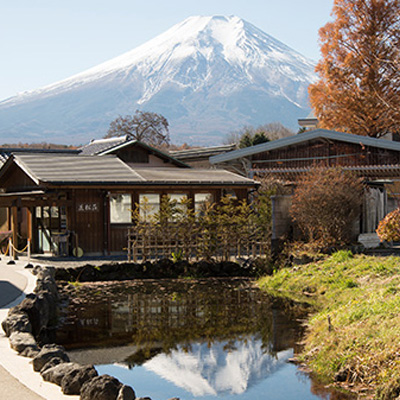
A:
[258,252,400,398]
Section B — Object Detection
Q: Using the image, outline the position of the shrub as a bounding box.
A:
[376,208,400,242]
[290,167,364,247]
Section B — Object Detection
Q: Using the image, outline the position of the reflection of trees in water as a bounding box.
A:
[57,278,306,360]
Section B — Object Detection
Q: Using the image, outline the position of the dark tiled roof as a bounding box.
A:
[252,164,400,179]
[170,144,237,160]
[0,148,79,167]
[12,153,144,184]
[79,136,129,155]
[5,153,256,187]
[210,129,400,164]
[133,167,256,185]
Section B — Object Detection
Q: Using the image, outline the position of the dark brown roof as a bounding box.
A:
[3,153,257,187]
[79,136,129,155]
[133,167,256,185]
[11,153,144,184]
[253,165,400,180]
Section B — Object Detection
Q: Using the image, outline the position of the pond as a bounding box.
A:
[56,278,354,400]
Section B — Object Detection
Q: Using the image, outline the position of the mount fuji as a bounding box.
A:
[0,15,317,145]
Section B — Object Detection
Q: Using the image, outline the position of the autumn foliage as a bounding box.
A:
[376,208,400,242]
[309,0,400,137]
[290,167,364,246]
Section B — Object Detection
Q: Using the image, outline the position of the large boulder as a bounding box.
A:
[1,309,32,337]
[40,357,66,373]
[19,293,48,338]
[34,267,59,299]
[32,344,70,372]
[9,331,39,354]
[60,364,98,395]
[41,362,98,394]
[80,374,135,400]
[19,290,58,342]
[41,362,81,385]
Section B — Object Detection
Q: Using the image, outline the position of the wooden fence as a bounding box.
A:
[127,223,269,262]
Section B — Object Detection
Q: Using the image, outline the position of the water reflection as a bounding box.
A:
[58,278,304,354]
[143,338,292,396]
[58,278,353,400]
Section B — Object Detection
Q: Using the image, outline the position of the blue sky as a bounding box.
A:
[1,0,333,101]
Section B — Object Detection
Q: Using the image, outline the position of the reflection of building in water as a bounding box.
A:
[144,338,293,396]
[58,280,304,359]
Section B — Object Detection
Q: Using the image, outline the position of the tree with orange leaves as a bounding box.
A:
[309,0,400,138]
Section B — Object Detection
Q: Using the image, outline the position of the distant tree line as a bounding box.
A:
[224,122,293,148]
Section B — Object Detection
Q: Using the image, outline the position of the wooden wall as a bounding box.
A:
[67,187,250,255]
[251,139,400,170]
[71,189,105,255]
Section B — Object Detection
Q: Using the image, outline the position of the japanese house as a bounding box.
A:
[0,138,257,256]
[210,128,400,245]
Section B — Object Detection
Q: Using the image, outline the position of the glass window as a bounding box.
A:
[110,194,132,223]
[139,194,160,221]
[195,193,213,214]
[168,193,188,215]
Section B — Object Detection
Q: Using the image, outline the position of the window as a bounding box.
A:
[139,194,160,221]
[195,193,213,214]
[110,194,132,223]
[168,193,188,215]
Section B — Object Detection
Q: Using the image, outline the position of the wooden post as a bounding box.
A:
[11,206,18,252]
[27,238,31,263]
[27,207,33,243]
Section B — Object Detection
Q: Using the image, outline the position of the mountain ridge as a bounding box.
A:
[0,15,317,145]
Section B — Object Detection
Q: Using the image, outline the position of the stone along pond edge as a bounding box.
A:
[1,258,268,400]
[1,265,171,400]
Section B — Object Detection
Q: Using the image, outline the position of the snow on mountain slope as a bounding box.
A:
[0,15,317,145]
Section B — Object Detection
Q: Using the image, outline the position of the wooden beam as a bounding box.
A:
[11,206,18,250]
[27,207,32,242]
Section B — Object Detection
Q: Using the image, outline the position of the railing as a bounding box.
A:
[127,223,269,262]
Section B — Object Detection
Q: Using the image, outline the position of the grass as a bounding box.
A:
[258,250,400,399]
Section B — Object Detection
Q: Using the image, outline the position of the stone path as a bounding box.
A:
[0,256,79,400]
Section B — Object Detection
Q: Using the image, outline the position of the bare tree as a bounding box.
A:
[106,110,170,146]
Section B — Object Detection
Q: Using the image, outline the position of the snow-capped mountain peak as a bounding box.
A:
[0,15,316,145]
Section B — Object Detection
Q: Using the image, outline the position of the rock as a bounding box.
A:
[40,357,66,373]
[19,290,58,342]
[80,374,135,400]
[117,385,136,400]
[19,294,48,338]
[61,364,98,395]
[1,310,32,337]
[41,362,98,394]
[32,344,70,372]
[9,331,38,354]
[20,346,40,358]
[34,268,59,299]
[41,362,81,385]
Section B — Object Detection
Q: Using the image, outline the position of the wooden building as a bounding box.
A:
[169,144,237,169]
[210,129,400,245]
[0,139,257,256]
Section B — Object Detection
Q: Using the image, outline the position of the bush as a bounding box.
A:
[376,208,400,242]
[290,167,364,247]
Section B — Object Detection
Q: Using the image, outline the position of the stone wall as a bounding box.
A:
[1,266,139,400]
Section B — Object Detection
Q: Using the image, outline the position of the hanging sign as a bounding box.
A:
[77,203,99,212]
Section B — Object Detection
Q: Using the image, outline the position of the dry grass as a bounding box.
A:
[258,251,400,399]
